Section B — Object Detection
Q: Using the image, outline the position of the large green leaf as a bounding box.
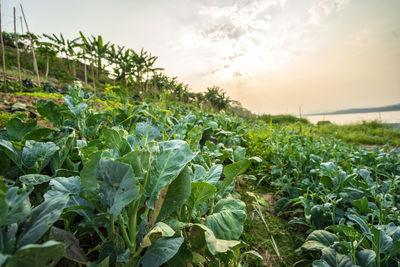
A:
[96,158,140,218]
[186,182,217,211]
[192,164,222,185]
[0,189,8,225]
[312,260,330,267]
[5,240,65,267]
[24,128,55,141]
[311,205,324,229]
[0,140,22,169]
[101,128,130,156]
[301,230,338,251]
[4,186,32,225]
[372,226,393,255]
[6,117,36,141]
[0,253,10,266]
[221,157,261,192]
[36,100,62,127]
[186,125,203,151]
[135,122,162,145]
[205,198,246,240]
[50,132,75,174]
[348,214,370,235]
[19,174,52,185]
[140,237,184,267]
[193,224,240,255]
[17,194,69,248]
[320,247,353,267]
[44,176,91,211]
[233,147,246,162]
[326,225,362,241]
[158,166,192,221]
[118,149,151,179]
[22,141,59,172]
[50,227,88,264]
[140,222,175,248]
[80,151,102,192]
[145,140,195,209]
[353,197,369,216]
[356,250,376,267]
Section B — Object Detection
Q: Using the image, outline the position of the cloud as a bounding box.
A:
[196,0,279,43]
[173,0,353,86]
[308,0,351,25]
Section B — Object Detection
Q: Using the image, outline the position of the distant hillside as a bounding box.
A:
[308,103,400,116]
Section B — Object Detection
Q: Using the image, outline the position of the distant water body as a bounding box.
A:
[304,110,400,125]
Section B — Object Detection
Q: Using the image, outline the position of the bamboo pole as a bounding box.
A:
[83,59,87,84]
[0,0,7,93]
[45,56,49,79]
[20,16,23,34]
[20,4,40,86]
[91,60,96,96]
[14,7,22,91]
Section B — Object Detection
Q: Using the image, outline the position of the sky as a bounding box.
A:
[1,0,400,114]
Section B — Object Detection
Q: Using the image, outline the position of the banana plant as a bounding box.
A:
[89,34,109,79]
[35,41,57,79]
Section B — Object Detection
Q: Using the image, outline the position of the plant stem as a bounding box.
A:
[128,199,140,252]
[108,215,115,237]
[209,196,215,214]
[118,213,133,251]
[72,198,106,242]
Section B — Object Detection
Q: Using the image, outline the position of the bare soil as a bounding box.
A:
[0,93,64,128]
[0,93,64,113]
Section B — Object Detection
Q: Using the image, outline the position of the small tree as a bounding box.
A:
[36,41,57,79]
[204,86,231,110]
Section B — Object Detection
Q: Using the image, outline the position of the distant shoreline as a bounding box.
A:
[306,104,400,116]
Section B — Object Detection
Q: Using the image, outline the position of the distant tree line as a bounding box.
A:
[1,30,235,111]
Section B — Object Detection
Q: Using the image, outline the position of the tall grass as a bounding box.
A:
[312,120,400,145]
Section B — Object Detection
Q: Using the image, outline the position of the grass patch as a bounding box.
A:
[0,112,14,128]
[236,183,305,266]
[14,91,63,99]
[311,120,400,145]
[259,114,310,124]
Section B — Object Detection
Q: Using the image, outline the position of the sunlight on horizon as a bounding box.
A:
[2,0,399,114]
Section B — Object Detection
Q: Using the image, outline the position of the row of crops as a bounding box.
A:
[246,124,400,266]
[1,84,400,266]
[0,84,263,266]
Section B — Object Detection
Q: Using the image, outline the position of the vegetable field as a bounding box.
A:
[1,84,400,266]
[0,23,399,267]
[0,84,263,266]
[247,123,400,266]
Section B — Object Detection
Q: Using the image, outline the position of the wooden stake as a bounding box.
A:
[0,0,7,93]
[20,4,40,86]
[20,16,23,34]
[14,7,22,91]
[83,60,87,83]
[45,56,49,79]
[91,62,96,96]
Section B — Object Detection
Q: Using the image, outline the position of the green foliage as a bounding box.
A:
[259,113,310,124]
[0,86,258,265]
[245,121,400,266]
[312,120,400,145]
[204,86,231,110]
[1,30,400,266]
[0,113,14,128]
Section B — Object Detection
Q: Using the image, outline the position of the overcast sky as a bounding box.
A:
[2,0,399,114]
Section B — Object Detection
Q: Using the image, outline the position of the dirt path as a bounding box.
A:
[0,93,64,113]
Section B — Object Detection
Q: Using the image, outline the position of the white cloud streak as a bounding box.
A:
[308,0,352,25]
[173,0,353,87]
